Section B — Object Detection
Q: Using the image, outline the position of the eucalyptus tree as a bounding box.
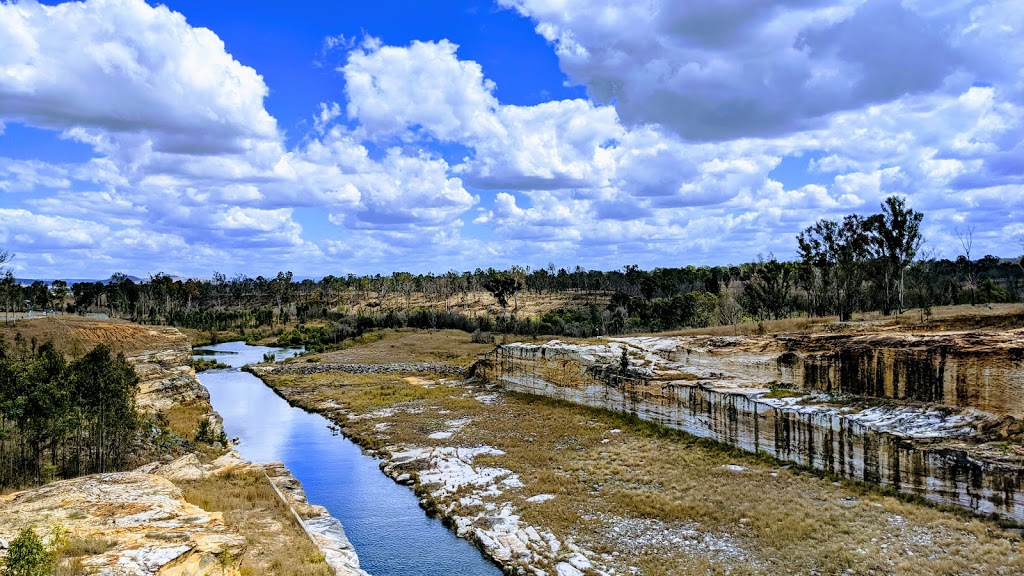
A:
[797,215,873,322]
[481,271,523,317]
[869,196,924,314]
[742,255,794,320]
[956,226,977,305]
[49,280,68,314]
[796,218,838,317]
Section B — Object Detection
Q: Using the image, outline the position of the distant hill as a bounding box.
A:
[18,276,145,286]
[16,274,324,286]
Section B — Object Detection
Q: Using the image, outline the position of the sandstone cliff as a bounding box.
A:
[476,332,1024,523]
[4,317,214,414]
[121,325,212,413]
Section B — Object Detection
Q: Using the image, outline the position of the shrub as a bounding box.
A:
[195,419,226,445]
[470,330,494,344]
[3,527,51,576]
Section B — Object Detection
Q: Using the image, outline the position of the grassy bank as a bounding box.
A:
[179,471,332,576]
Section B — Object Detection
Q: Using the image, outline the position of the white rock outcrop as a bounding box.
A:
[476,335,1024,523]
[0,471,244,575]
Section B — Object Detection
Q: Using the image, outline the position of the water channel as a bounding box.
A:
[194,341,502,575]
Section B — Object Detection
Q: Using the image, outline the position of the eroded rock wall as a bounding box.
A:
[476,337,1024,522]
[621,332,1024,418]
[124,328,210,412]
[782,333,1024,418]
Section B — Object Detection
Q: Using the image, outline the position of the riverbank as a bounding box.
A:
[146,450,366,576]
[251,329,1024,575]
[191,340,369,576]
[205,338,501,576]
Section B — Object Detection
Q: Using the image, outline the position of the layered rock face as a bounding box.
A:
[124,327,210,412]
[475,332,1024,523]
[0,471,245,575]
[632,332,1024,418]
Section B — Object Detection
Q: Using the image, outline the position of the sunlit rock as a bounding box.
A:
[476,332,1024,522]
[0,472,244,575]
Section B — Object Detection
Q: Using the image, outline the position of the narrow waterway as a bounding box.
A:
[195,341,502,576]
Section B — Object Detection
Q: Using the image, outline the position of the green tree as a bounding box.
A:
[48,280,68,314]
[796,219,836,318]
[2,527,51,576]
[742,255,794,320]
[70,345,140,474]
[481,272,523,317]
[869,196,923,314]
[797,215,872,322]
[1,271,18,325]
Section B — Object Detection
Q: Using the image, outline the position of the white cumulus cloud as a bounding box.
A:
[499,0,1024,140]
[0,0,278,153]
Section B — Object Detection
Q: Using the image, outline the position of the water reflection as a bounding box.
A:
[194,340,303,368]
[197,342,501,576]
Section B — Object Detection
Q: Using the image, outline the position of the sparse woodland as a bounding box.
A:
[0,341,141,488]
[1,196,1022,350]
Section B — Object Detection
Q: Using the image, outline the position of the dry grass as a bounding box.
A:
[661,316,823,337]
[179,471,332,576]
[341,289,611,318]
[269,371,458,419]
[663,303,1024,338]
[0,315,183,357]
[162,401,210,439]
[263,367,1024,575]
[311,328,515,367]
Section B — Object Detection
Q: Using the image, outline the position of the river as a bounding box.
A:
[194,341,502,575]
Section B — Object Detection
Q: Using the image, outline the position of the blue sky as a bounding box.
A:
[0,0,1022,279]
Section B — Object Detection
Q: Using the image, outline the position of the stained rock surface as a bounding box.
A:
[476,332,1024,522]
[0,471,245,575]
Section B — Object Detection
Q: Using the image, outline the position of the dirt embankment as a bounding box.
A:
[1,315,186,356]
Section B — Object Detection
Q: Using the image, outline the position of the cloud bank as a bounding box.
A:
[0,0,1020,278]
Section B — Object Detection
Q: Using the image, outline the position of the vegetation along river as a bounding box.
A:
[195,341,502,575]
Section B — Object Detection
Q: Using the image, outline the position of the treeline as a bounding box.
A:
[2,196,1023,340]
[0,341,140,487]
[275,294,726,350]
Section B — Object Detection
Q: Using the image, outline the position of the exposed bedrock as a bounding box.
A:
[474,333,1024,523]
[125,329,210,412]
[626,331,1024,417]
[0,470,246,576]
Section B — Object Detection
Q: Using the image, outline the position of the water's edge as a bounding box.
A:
[200,341,502,576]
[191,344,368,576]
[241,366,518,574]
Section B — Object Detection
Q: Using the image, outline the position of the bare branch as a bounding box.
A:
[955,226,975,260]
